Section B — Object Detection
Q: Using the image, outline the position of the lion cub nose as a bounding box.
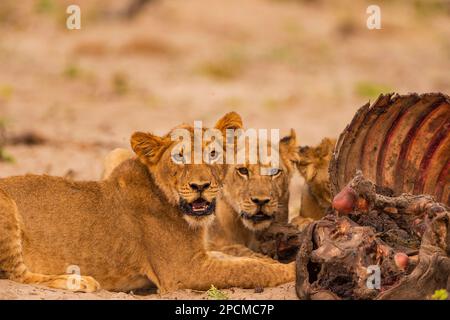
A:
[189,182,211,192]
[251,197,270,206]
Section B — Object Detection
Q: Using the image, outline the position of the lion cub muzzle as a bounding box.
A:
[240,196,276,230]
[179,180,217,228]
[179,197,216,217]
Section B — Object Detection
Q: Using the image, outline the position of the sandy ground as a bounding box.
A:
[0,0,449,299]
[0,279,296,300]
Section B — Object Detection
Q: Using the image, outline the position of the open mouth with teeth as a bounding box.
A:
[179,198,216,216]
[241,211,274,223]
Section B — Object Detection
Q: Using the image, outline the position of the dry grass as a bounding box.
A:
[0,118,14,163]
[72,41,110,56]
[198,49,248,81]
[111,71,130,95]
[119,37,177,56]
[0,84,13,101]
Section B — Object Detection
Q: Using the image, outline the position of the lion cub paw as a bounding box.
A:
[75,276,101,293]
[291,216,314,232]
[43,275,101,293]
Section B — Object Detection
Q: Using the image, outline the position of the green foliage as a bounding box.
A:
[432,289,449,300]
[35,0,56,14]
[0,118,14,163]
[0,117,7,129]
[270,0,320,3]
[206,285,229,300]
[266,46,296,64]
[144,94,162,109]
[0,84,13,101]
[198,49,247,81]
[355,81,393,99]
[413,0,450,18]
[263,95,298,111]
[222,96,243,109]
[0,148,14,163]
[63,64,81,79]
[112,72,129,95]
[264,98,283,111]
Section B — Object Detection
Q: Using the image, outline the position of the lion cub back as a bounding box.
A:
[102,148,135,180]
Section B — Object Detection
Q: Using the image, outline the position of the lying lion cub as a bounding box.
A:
[206,130,299,256]
[0,113,294,293]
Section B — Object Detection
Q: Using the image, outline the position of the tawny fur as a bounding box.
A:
[102,131,299,260]
[0,113,294,293]
[207,130,299,255]
[293,137,335,223]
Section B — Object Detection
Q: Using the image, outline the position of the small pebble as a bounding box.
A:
[254,287,264,293]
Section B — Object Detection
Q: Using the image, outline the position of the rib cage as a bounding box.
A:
[329,93,450,205]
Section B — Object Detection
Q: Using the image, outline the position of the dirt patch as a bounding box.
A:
[0,279,297,300]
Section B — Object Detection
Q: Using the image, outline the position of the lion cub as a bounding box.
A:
[0,113,294,293]
[291,137,335,228]
[103,130,299,260]
[206,130,299,257]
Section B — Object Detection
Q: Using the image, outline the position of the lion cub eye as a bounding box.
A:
[172,149,185,164]
[237,167,249,176]
[209,149,218,160]
[206,149,220,164]
[269,168,282,177]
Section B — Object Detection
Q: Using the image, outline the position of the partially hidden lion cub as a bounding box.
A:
[291,137,335,228]
[0,113,294,293]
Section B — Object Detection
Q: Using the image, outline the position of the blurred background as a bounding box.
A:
[0,0,449,185]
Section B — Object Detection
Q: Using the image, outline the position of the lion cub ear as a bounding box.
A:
[298,137,336,165]
[131,132,168,165]
[297,137,336,180]
[215,112,243,133]
[280,129,299,171]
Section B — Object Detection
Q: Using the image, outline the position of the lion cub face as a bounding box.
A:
[297,137,336,210]
[222,131,299,231]
[131,112,243,227]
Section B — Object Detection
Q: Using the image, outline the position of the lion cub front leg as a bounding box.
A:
[214,244,278,263]
[21,274,100,293]
[23,273,100,292]
[0,190,100,293]
[181,253,295,291]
